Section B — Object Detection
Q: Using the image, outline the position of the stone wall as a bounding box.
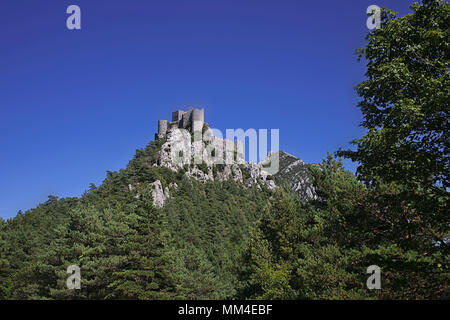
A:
[172,110,185,122]
[181,109,192,128]
[157,107,205,138]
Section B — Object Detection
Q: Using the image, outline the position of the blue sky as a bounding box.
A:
[0,0,413,219]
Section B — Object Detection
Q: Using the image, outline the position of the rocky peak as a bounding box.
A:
[272,151,317,200]
[156,127,276,192]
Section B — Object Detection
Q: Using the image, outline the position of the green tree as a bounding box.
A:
[107,191,175,299]
[337,0,449,298]
[240,177,370,300]
[338,0,449,247]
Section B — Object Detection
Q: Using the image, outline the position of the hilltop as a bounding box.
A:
[0,109,320,299]
[0,108,446,300]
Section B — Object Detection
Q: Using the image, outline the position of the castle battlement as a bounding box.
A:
[156,107,204,139]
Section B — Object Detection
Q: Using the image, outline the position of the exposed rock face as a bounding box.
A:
[185,167,214,183]
[149,180,178,207]
[156,127,276,191]
[271,151,317,201]
[151,123,317,206]
[149,180,167,207]
[150,108,320,206]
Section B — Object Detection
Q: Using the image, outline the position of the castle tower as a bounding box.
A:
[158,120,169,138]
[156,108,205,139]
[191,108,204,133]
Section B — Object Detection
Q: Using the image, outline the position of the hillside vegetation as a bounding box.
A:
[0,0,448,300]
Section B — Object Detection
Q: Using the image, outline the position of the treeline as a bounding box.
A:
[0,151,447,299]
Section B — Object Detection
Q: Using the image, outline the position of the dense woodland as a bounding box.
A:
[0,0,448,299]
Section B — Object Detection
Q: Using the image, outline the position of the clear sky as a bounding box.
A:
[0,0,414,219]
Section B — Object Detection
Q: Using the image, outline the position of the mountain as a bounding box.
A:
[0,110,317,299]
[127,108,318,208]
[1,110,446,300]
[0,135,273,299]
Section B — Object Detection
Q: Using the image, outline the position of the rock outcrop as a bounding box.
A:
[156,127,276,191]
[271,151,317,200]
[148,180,178,207]
[150,109,317,206]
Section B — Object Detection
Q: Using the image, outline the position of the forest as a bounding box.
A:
[0,0,448,300]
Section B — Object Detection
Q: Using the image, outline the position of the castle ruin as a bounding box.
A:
[155,107,246,166]
[156,107,204,139]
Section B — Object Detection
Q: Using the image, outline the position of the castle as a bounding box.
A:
[156,107,204,139]
[155,107,246,166]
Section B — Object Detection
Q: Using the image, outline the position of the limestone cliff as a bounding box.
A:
[155,127,276,194]
[271,151,317,200]
[147,109,318,207]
